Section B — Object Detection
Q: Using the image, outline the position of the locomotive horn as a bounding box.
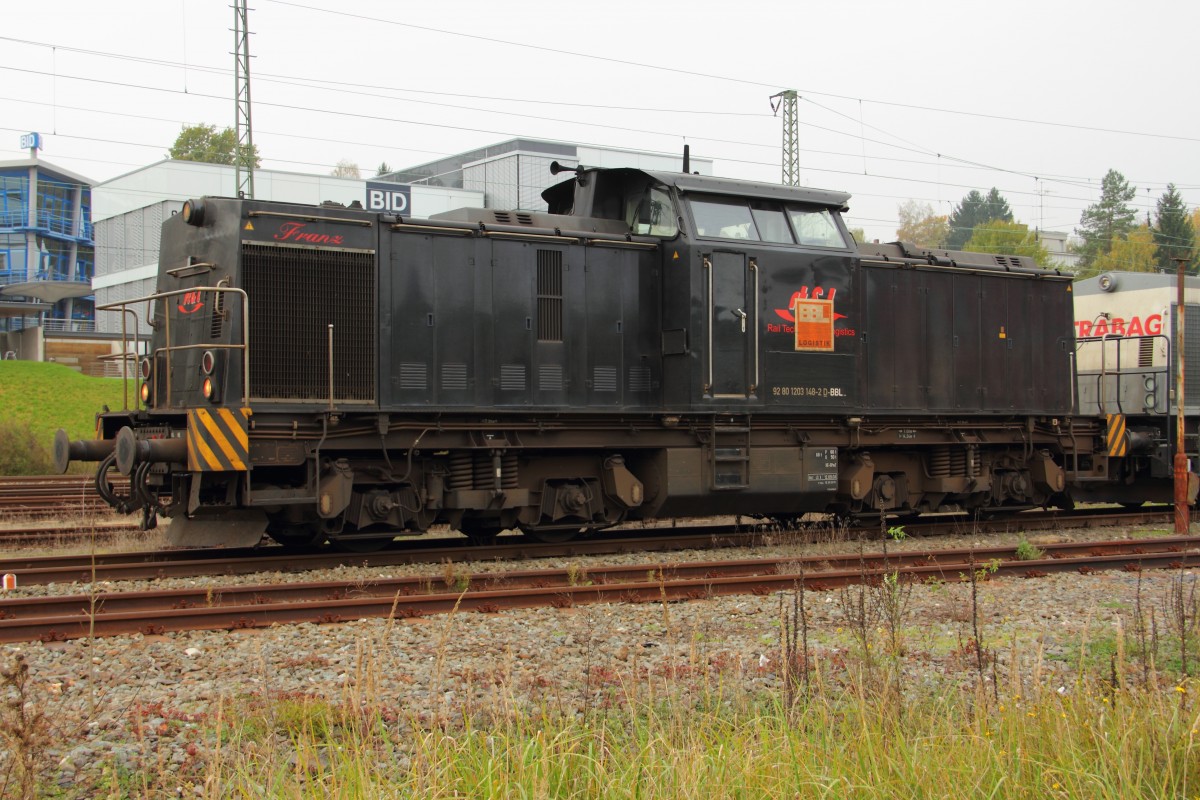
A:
[549,161,581,176]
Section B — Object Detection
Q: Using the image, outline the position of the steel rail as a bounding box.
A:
[0,507,1178,586]
[0,538,1194,643]
[3,536,1195,622]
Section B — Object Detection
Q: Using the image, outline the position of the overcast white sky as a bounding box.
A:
[2,0,1197,245]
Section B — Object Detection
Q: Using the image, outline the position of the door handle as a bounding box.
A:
[734,308,747,333]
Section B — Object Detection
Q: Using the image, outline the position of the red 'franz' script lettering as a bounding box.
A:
[274,221,345,246]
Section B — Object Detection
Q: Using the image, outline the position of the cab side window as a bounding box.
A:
[626,185,679,237]
[749,200,793,243]
[788,206,847,248]
[688,196,759,240]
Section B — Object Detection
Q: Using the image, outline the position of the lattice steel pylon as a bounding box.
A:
[769,90,799,186]
[233,0,255,199]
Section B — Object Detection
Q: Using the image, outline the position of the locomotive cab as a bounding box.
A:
[542,165,680,238]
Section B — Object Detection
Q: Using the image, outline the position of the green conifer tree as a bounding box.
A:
[947,188,1014,250]
[1076,169,1137,269]
[1152,184,1197,273]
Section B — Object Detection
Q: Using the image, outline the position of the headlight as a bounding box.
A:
[181,198,207,227]
[202,377,217,402]
[140,382,151,404]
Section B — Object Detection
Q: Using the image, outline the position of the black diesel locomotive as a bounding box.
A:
[55,163,1198,548]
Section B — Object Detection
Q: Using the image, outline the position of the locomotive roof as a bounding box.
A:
[640,169,851,209]
[541,167,851,211]
[1074,270,1200,296]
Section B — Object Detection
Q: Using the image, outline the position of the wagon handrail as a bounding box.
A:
[1075,333,1171,416]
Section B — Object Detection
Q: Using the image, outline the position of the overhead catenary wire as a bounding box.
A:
[1,16,1196,247]
[2,35,1197,194]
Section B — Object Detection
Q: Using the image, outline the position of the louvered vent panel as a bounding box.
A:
[209,289,225,340]
[539,364,562,391]
[441,363,467,390]
[500,364,526,391]
[629,366,651,393]
[537,249,563,342]
[593,366,617,393]
[243,242,376,402]
[1138,337,1154,368]
[399,363,427,390]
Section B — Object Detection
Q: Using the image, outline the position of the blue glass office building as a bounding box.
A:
[0,136,95,333]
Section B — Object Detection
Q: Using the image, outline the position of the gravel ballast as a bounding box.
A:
[1,524,1197,794]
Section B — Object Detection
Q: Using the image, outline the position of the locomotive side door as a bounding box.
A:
[707,250,754,397]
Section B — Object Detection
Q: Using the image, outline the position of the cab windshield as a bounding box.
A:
[686,194,847,248]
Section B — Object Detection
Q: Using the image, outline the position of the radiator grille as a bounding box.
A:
[1185,305,1200,402]
[243,242,376,402]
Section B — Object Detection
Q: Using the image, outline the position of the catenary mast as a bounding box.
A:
[770,90,799,186]
[234,0,255,199]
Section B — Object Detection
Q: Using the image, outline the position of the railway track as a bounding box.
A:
[0,474,128,519]
[0,522,138,547]
[1,535,1194,643]
[0,506,1177,586]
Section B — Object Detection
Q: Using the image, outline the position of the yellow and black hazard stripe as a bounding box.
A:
[187,408,251,471]
[1106,413,1128,457]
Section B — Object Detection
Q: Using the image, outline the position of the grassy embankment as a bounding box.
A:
[0,361,135,475]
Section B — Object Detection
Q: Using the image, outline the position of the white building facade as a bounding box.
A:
[92,160,482,335]
[379,138,712,211]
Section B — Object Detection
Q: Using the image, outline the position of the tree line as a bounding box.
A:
[168,123,391,179]
[890,170,1198,275]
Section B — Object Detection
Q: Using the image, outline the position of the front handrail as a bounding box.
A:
[97,286,250,410]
